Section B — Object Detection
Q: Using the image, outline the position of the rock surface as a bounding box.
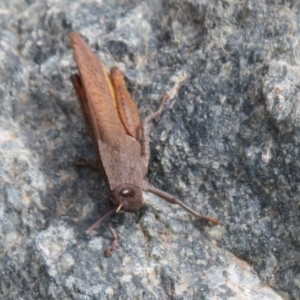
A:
[0,0,299,299]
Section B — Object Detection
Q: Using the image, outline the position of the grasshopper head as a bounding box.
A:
[110,184,143,212]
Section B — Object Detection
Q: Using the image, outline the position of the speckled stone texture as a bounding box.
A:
[0,0,299,299]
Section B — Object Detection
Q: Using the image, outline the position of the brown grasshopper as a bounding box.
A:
[69,31,218,256]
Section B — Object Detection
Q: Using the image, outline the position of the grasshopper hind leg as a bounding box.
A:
[141,93,169,167]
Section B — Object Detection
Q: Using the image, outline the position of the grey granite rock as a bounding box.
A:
[0,0,298,299]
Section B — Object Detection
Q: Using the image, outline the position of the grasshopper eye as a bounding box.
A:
[111,184,143,212]
[120,187,135,198]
